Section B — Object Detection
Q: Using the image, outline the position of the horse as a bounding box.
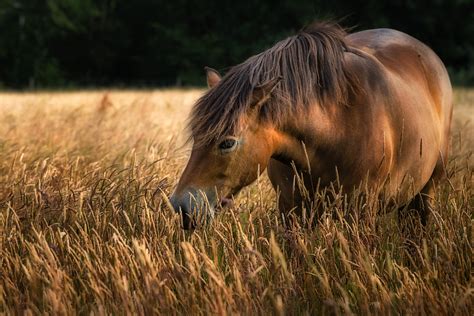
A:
[170,22,453,230]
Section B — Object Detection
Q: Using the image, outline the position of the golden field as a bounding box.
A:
[0,88,472,314]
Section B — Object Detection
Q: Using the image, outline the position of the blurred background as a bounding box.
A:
[0,0,473,89]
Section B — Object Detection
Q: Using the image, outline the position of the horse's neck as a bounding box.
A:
[271,104,337,171]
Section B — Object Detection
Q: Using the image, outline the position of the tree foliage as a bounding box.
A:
[0,0,472,88]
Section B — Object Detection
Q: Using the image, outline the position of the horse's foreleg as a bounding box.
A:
[267,159,306,225]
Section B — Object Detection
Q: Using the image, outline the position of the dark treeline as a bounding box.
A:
[0,0,473,88]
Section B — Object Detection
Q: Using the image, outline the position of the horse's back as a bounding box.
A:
[347,28,452,139]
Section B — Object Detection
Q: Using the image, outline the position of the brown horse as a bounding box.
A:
[170,22,453,230]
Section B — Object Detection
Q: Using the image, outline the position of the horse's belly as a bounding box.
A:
[310,111,441,205]
[378,105,442,204]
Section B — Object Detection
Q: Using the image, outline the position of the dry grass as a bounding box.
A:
[0,88,472,315]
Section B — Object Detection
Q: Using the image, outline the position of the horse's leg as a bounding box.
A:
[398,181,434,227]
[397,179,435,264]
[267,159,305,226]
[398,153,445,249]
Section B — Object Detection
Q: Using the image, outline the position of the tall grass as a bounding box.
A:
[0,89,472,314]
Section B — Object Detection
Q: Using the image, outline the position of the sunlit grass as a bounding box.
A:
[0,89,472,314]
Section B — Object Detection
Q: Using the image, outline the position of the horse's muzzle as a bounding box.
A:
[170,194,195,230]
[169,189,216,230]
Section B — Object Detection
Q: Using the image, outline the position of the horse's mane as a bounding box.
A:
[189,21,356,146]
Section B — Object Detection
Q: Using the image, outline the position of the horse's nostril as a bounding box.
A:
[181,212,195,230]
[177,205,196,230]
[170,195,195,230]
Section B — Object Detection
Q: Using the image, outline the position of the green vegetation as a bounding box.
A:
[0,0,473,88]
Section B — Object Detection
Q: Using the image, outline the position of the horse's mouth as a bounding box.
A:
[217,195,234,210]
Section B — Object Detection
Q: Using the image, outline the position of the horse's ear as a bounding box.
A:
[251,76,282,106]
[205,66,221,88]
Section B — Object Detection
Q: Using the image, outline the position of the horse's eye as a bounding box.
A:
[218,138,238,152]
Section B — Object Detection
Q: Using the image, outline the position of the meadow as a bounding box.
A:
[0,88,472,315]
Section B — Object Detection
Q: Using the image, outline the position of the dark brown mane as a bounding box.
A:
[189,21,355,146]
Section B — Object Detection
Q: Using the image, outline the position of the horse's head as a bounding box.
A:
[170,68,282,229]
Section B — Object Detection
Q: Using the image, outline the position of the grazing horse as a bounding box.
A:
[170,22,453,230]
